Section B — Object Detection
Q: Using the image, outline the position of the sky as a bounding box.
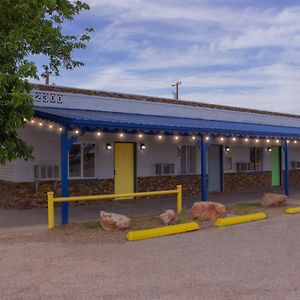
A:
[33,0,300,113]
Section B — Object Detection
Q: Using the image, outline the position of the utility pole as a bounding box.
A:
[172,81,181,99]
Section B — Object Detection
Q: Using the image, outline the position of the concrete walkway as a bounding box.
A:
[1,187,300,229]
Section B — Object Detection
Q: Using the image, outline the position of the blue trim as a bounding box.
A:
[284,142,289,196]
[34,108,300,138]
[197,137,207,201]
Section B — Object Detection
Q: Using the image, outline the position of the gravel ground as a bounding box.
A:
[1,212,300,299]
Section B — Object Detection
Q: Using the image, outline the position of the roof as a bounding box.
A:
[31,83,300,120]
[34,107,300,138]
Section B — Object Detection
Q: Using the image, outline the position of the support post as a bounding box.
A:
[176,185,182,214]
[197,137,207,201]
[60,129,82,225]
[60,130,69,225]
[284,141,289,196]
[47,192,54,229]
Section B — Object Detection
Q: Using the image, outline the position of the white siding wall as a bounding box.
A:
[15,126,60,182]
[77,132,201,179]
[0,161,16,181]
[4,125,300,182]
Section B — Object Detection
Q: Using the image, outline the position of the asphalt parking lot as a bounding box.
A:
[1,213,300,299]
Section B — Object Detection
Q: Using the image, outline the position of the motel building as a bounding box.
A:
[1,83,300,224]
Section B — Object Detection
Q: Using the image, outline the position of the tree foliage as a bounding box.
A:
[0,0,93,164]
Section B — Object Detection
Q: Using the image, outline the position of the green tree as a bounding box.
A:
[0,0,93,164]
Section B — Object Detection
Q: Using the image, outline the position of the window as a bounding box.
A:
[69,143,96,178]
[179,145,196,174]
[250,147,263,170]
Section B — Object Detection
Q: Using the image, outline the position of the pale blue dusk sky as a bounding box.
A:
[33,0,300,113]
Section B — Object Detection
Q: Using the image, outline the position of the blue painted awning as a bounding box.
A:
[34,107,300,138]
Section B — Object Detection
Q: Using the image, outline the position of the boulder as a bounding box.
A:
[160,209,177,225]
[99,211,132,231]
[189,202,227,222]
[262,193,287,207]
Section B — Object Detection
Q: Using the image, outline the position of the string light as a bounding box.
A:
[25,120,298,146]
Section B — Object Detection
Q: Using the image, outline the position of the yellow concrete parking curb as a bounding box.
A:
[215,212,267,227]
[126,222,200,241]
[286,207,300,214]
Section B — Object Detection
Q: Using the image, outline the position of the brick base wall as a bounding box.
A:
[224,171,272,192]
[1,170,300,209]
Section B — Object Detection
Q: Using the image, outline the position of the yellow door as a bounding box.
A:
[114,143,135,195]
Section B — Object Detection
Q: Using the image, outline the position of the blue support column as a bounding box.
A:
[60,130,79,225]
[60,130,69,225]
[284,141,289,196]
[197,136,208,201]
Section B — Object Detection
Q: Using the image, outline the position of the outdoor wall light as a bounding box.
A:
[225,146,230,152]
[140,143,146,150]
[106,143,112,150]
[267,147,272,152]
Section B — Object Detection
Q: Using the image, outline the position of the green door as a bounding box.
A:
[272,146,281,186]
